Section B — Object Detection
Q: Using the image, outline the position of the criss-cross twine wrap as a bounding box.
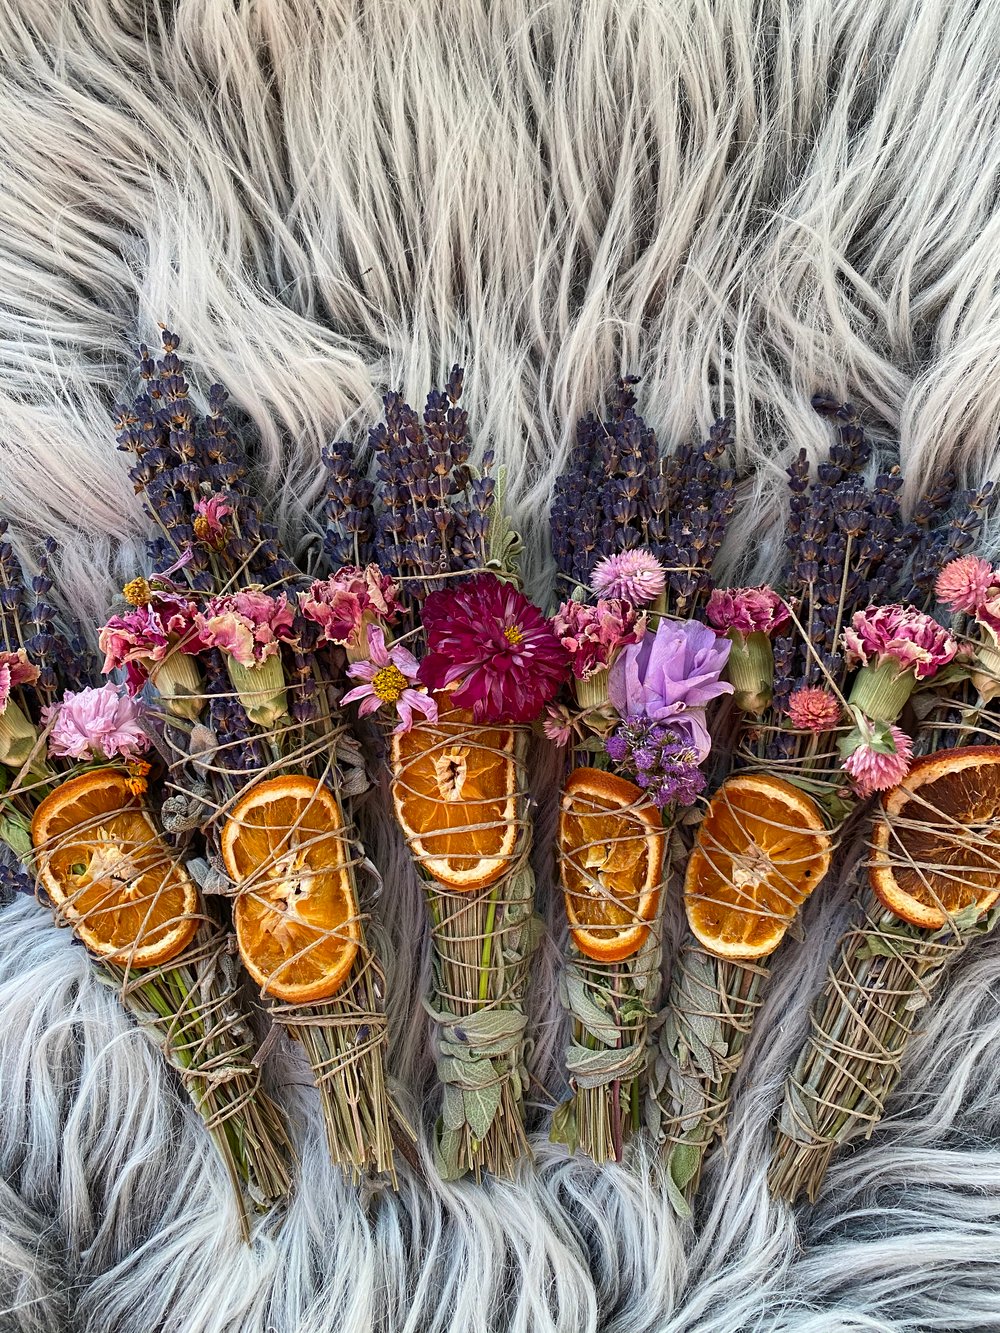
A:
[390,713,540,1181]
[771,781,1000,1204]
[159,669,407,1185]
[650,769,839,1215]
[553,787,669,1165]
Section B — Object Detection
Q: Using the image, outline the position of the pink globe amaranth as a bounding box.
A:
[841,724,912,798]
[589,549,666,607]
[842,604,958,680]
[705,585,790,637]
[935,556,996,615]
[417,572,570,724]
[785,686,842,733]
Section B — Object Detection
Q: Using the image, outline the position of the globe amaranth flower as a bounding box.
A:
[935,556,996,616]
[605,715,707,809]
[786,686,842,733]
[196,588,295,667]
[100,592,204,693]
[839,713,912,797]
[418,572,570,724]
[300,565,400,652]
[542,702,576,747]
[843,604,958,681]
[343,626,437,733]
[552,597,645,680]
[0,649,39,712]
[43,683,149,761]
[609,618,732,761]
[192,493,232,548]
[705,585,790,637]
[589,548,666,607]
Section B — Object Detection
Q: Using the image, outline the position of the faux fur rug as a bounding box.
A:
[3,2,1000,1330]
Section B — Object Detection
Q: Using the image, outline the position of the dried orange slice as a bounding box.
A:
[560,767,666,962]
[32,768,198,967]
[870,745,1000,929]
[390,696,518,891]
[685,774,832,959]
[221,774,360,1003]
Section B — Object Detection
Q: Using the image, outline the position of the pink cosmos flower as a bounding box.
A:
[542,703,575,748]
[0,649,39,713]
[609,618,733,761]
[589,549,666,606]
[43,683,149,761]
[934,556,996,615]
[418,572,570,724]
[99,594,204,693]
[705,585,790,638]
[343,626,438,733]
[786,686,842,733]
[300,565,400,649]
[196,589,295,668]
[192,494,232,547]
[841,724,912,797]
[552,597,645,680]
[843,604,958,680]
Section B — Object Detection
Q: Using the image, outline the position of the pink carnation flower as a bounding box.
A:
[192,494,232,547]
[343,626,437,734]
[0,649,39,714]
[841,724,912,797]
[705,585,790,638]
[786,686,842,733]
[43,683,149,761]
[197,589,295,667]
[99,594,204,693]
[843,604,958,680]
[589,549,666,607]
[300,565,400,649]
[934,556,996,615]
[552,597,645,680]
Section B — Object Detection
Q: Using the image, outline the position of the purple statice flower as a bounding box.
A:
[609,618,732,760]
[604,716,707,809]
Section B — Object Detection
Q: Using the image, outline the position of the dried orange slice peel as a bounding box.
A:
[559,767,666,963]
[221,774,361,1003]
[391,695,518,891]
[685,773,832,960]
[870,745,1000,929]
[32,768,198,968]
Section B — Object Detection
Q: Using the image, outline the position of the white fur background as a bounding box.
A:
[2,2,1000,1329]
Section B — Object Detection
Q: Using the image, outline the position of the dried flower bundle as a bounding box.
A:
[323,370,567,1180]
[547,382,736,1164]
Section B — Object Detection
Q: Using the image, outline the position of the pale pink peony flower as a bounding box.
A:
[542,703,575,747]
[300,565,400,649]
[841,724,912,797]
[43,683,149,761]
[843,604,958,680]
[589,549,666,606]
[786,686,843,733]
[0,649,39,713]
[705,585,790,638]
[935,556,996,615]
[192,494,232,547]
[197,589,295,667]
[552,597,645,680]
[343,625,438,734]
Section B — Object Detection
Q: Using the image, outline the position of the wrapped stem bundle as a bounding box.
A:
[547,382,736,1163]
[320,370,567,1179]
[105,332,407,1182]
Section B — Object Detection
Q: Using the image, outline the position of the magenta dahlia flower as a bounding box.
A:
[43,683,149,761]
[841,721,912,797]
[99,593,204,693]
[0,649,39,713]
[843,604,957,680]
[935,556,996,615]
[196,588,295,668]
[552,597,645,680]
[705,585,790,638]
[343,626,438,733]
[786,686,842,733]
[589,549,666,606]
[300,565,400,650]
[417,572,569,723]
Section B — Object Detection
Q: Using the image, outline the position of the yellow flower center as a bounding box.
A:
[372,663,409,703]
[504,624,524,646]
[122,577,151,607]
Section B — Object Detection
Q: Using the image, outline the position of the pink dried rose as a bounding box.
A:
[785,686,842,733]
[842,604,958,681]
[0,650,39,713]
[552,597,645,680]
[192,494,232,548]
[196,588,295,667]
[589,549,666,607]
[343,626,437,734]
[99,593,204,693]
[840,719,912,798]
[300,565,400,650]
[43,683,149,761]
[934,556,996,615]
[705,586,790,638]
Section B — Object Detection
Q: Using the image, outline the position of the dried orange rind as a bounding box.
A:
[559,767,666,963]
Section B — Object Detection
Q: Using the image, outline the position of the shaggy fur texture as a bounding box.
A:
[2,2,1000,1329]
